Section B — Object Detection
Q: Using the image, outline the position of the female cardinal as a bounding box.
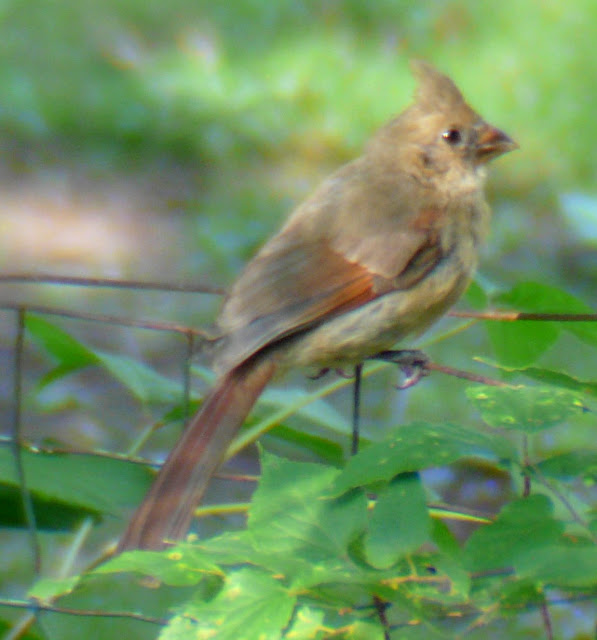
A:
[118,61,517,551]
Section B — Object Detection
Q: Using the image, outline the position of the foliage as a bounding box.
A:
[2,280,596,638]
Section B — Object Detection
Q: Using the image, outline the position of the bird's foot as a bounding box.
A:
[368,349,430,389]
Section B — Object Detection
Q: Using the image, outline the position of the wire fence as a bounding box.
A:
[1,274,596,639]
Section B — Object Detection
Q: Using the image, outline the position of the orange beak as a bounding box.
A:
[475,124,518,163]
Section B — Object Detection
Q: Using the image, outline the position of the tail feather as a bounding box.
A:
[117,357,276,551]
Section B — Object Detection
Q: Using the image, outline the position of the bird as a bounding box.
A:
[117,60,517,551]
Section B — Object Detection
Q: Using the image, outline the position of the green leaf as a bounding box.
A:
[331,422,507,495]
[498,579,544,614]
[161,568,295,640]
[466,384,585,432]
[28,576,80,603]
[0,618,42,640]
[25,315,183,404]
[486,320,559,368]
[247,451,368,586]
[465,279,488,310]
[193,364,350,434]
[283,606,325,639]
[347,620,387,640]
[264,424,344,467]
[487,282,597,366]
[95,547,223,587]
[516,544,597,587]
[430,520,470,598]
[537,452,597,481]
[0,484,97,530]
[464,495,563,572]
[96,351,184,404]
[518,367,597,397]
[25,315,98,384]
[0,448,153,517]
[365,473,430,569]
[477,362,597,398]
[195,530,259,566]
[261,387,349,433]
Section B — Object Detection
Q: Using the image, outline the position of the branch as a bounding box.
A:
[0,301,212,339]
[0,598,166,625]
[0,273,225,295]
[450,310,597,322]
[427,362,511,387]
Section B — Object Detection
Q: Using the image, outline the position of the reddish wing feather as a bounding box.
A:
[216,240,379,371]
[216,221,444,373]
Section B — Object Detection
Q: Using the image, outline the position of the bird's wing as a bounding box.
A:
[216,206,445,371]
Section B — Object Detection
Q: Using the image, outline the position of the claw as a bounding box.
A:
[307,367,356,381]
[308,367,331,380]
[368,349,430,390]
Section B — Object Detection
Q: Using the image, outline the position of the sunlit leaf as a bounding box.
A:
[466,384,585,432]
[161,569,295,640]
[95,546,223,587]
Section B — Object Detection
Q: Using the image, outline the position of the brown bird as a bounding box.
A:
[118,61,517,551]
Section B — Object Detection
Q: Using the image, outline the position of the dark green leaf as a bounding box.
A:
[0,448,153,516]
[537,452,597,481]
[365,473,430,569]
[516,544,597,587]
[498,579,544,614]
[0,617,42,640]
[466,384,585,432]
[264,424,344,466]
[331,422,508,495]
[464,495,563,572]
[0,484,97,530]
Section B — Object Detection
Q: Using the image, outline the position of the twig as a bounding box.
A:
[426,362,511,387]
[10,309,41,574]
[0,273,225,295]
[450,310,597,322]
[540,599,554,640]
[0,300,212,339]
[0,598,166,625]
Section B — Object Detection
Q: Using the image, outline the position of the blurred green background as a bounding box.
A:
[0,0,595,297]
[0,1,595,637]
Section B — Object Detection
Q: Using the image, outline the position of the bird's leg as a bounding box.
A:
[351,364,363,456]
[309,366,364,454]
[368,349,431,389]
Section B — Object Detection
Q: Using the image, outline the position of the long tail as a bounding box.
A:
[117,357,277,551]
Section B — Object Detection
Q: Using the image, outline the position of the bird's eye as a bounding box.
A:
[442,128,462,145]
